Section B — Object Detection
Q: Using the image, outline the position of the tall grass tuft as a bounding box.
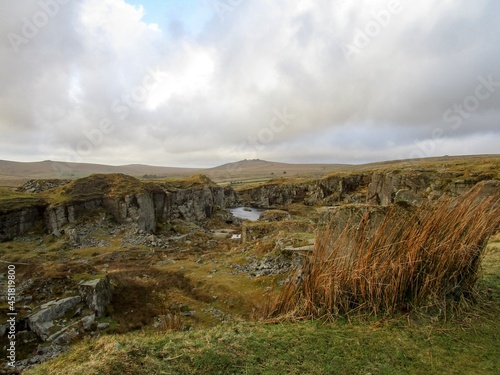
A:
[263,187,500,321]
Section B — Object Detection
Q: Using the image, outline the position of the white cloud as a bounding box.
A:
[0,0,499,166]
[146,43,215,110]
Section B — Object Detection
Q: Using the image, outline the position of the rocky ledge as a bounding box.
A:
[0,174,238,242]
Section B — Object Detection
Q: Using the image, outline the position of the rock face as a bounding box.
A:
[316,181,500,265]
[238,174,369,208]
[159,185,236,223]
[45,194,158,233]
[319,204,397,233]
[394,189,424,206]
[0,206,45,242]
[27,175,238,237]
[28,296,82,341]
[239,170,499,209]
[366,171,498,206]
[1,171,497,242]
[78,277,113,318]
[367,172,434,206]
[45,200,100,233]
[103,193,157,232]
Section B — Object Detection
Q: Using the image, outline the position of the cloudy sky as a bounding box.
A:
[1,0,499,167]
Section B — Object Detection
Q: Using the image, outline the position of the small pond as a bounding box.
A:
[229,207,266,221]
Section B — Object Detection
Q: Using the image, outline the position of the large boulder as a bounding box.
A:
[28,296,81,341]
[78,277,113,318]
[237,174,369,208]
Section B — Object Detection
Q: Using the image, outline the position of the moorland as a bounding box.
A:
[0,155,499,374]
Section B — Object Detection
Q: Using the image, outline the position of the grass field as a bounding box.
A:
[24,235,500,375]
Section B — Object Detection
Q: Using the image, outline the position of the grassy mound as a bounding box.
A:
[161,174,217,190]
[0,187,46,213]
[41,174,152,206]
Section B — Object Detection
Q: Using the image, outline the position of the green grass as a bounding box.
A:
[24,311,499,375]
[0,187,46,213]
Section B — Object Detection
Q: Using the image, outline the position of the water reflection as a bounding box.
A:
[229,207,265,221]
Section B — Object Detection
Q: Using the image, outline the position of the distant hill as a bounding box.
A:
[0,160,202,187]
[204,159,351,183]
[0,158,350,186]
[1,154,499,187]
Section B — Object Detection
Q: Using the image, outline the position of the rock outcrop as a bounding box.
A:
[0,205,45,242]
[17,179,71,193]
[78,277,113,318]
[28,296,82,341]
[1,168,498,242]
[317,204,413,260]
[367,171,437,206]
[45,192,164,234]
[159,185,236,222]
[239,170,499,209]
[366,170,498,206]
[22,277,113,344]
[1,174,239,241]
[45,200,102,233]
[238,174,369,208]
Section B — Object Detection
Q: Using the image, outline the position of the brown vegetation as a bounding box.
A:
[263,187,500,320]
[43,173,151,205]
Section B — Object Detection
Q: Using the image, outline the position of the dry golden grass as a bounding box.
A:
[263,187,500,320]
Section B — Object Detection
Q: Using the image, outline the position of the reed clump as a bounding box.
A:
[263,187,500,321]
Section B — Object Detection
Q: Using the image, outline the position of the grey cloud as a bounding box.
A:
[0,0,499,166]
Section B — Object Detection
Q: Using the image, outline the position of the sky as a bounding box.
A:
[0,0,499,168]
